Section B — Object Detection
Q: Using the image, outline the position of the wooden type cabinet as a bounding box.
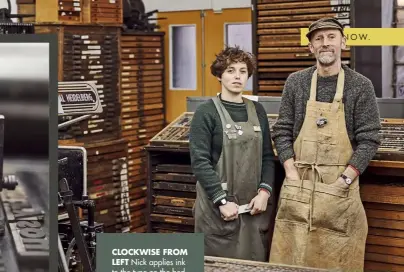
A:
[35,0,123,24]
[83,139,131,233]
[252,0,352,96]
[119,31,166,232]
[357,118,404,271]
[145,113,196,233]
[36,23,122,143]
[359,164,404,272]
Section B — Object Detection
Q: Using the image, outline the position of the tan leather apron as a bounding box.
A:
[193,96,271,261]
[269,68,368,271]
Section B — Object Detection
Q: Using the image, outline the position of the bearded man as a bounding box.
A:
[269,18,381,271]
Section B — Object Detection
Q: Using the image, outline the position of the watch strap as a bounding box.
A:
[340,174,352,185]
[215,197,227,207]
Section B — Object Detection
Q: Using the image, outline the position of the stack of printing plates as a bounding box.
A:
[85,139,131,233]
[148,113,196,233]
[87,0,123,24]
[59,0,82,22]
[62,26,121,143]
[254,0,351,96]
[119,32,166,232]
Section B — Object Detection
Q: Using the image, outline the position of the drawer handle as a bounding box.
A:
[171,199,185,205]
[295,53,311,57]
[165,218,182,224]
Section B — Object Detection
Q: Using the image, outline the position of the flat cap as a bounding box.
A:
[306,17,344,39]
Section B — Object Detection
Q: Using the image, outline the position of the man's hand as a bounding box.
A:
[330,177,349,189]
[248,190,270,215]
[284,158,300,180]
[330,166,358,189]
[219,202,238,221]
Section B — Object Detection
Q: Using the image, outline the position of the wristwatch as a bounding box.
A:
[216,198,227,207]
[341,174,353,185]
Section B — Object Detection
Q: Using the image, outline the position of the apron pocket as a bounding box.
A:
[208,209,240,236]
[199,195,241,236]
[299,138,317,163]
[316,132,340,164]
[276,185,311,225]
[312,184,351,234]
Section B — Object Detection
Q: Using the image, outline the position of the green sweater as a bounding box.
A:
[189,95,276,204]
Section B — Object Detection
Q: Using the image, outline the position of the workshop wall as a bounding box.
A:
[156,7,253,121]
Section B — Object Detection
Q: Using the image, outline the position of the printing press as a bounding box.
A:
[0,26,49,270]
[0,78,49,271]
[0,152,49,272]
[144,96,404,271]
[58,81,105,272]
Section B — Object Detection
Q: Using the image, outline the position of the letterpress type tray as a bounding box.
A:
[149,112,193,148]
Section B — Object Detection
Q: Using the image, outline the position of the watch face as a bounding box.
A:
[346,178,352,184]
[221,199,227,205]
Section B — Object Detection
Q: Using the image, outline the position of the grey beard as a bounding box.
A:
[318,55,336,66]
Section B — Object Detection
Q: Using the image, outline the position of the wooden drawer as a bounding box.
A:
[254,0,352,96]
[35,0,122,24]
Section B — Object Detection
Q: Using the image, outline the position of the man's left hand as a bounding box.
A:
[248,190,270,215]
[331,177,350,189]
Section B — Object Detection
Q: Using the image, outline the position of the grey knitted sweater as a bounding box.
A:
[272,64,381,174]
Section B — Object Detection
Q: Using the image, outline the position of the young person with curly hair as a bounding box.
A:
[189,46,275,261]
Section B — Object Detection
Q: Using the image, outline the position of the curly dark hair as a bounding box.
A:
[210,46,257,79]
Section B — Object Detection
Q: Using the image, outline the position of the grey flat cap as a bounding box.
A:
[306,17,344,39]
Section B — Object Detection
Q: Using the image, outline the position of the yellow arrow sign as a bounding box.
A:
[300,28,404,46]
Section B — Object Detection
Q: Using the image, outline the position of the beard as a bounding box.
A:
[317,51,337,66]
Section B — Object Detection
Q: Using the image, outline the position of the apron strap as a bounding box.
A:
[309,69,318,101]
[331,68,345,113]
[212,95,232,131]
